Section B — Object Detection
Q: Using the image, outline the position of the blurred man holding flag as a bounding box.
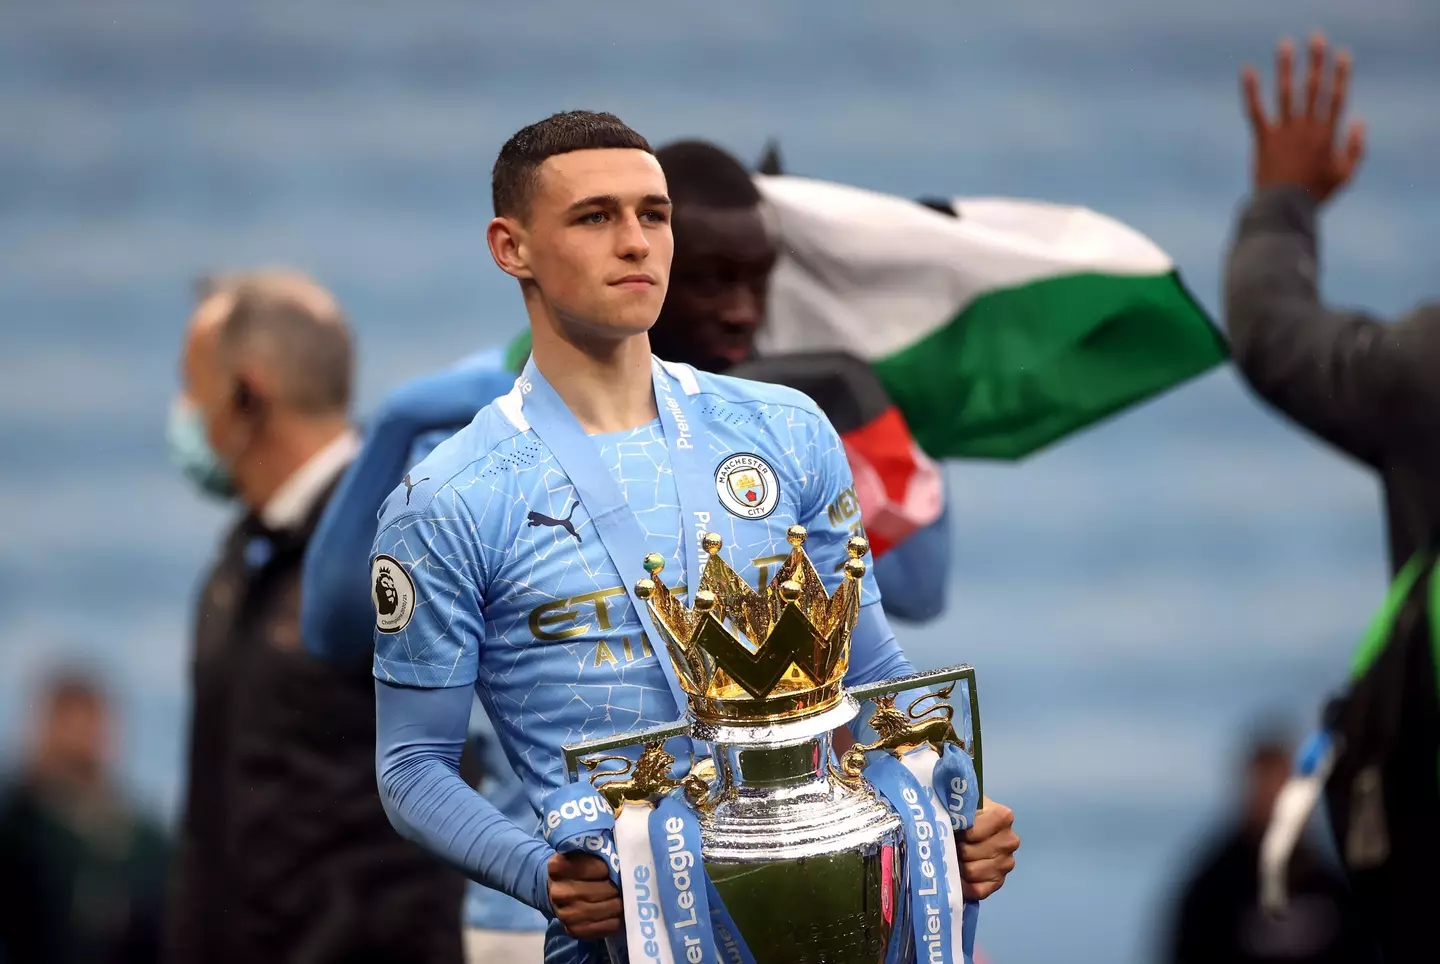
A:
[748,159,1226,462]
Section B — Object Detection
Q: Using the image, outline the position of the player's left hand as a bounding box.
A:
[548,852,624,941]
[958,797,1019,900]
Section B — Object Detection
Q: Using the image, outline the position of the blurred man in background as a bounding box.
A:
[1226,33,1440,961]
[301,348,539,963]
[1162,728,1375,964]
[302,137,957,963]
[164,271,463,964]
[0,671,169,964]
[647,139,952,617]
[1227,32,1440,576]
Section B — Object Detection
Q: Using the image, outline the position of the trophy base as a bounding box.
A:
[706,841,909,964]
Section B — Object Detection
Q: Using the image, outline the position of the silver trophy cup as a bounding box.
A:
[564,528,981,964]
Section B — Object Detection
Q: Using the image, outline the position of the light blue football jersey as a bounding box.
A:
[372,359,904,816]
[408,426,550,935]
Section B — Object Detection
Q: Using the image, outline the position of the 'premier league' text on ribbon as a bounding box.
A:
[665,816,705,959]
[903,785,947,963]
[650,795,721,964]
[631,863,666,964]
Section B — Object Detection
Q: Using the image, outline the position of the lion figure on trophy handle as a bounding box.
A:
[582,740,717,812]
[837,682,967,787]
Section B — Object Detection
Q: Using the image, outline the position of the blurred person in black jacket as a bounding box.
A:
[163,271,464,964]
[1226,33,1440,962]
[1162,731,1376,964]
[0,671,169,964]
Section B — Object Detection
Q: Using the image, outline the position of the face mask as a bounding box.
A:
[166,398,237,500]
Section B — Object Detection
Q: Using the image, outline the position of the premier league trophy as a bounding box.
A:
[554,526,983,964]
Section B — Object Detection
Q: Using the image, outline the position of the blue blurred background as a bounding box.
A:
[2,1,1437,961]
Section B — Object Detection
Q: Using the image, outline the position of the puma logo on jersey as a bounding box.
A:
[402,474,429,504]
[527,501,581,542]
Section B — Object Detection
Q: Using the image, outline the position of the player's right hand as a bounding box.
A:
[549,851,624,941]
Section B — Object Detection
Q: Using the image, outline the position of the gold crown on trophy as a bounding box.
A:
[635,525,869,723]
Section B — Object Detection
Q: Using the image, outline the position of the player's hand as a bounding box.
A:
[958,797,1019,900]
[1242,31,1365,203]
[548,852,623,941]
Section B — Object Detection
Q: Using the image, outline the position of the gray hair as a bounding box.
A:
[199,269,353,415]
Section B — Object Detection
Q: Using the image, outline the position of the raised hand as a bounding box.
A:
[1241,31,1366,203]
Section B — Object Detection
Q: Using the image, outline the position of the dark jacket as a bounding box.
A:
[1316,550,1440,964]
[1165,826,1377,964]
[1226,186,1440,962]
[0,776,169,964]
[1224,184,1440,575]
[165,476,464,964]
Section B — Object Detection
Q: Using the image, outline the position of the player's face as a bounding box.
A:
[520,148,673,339]
[653,203,777,371]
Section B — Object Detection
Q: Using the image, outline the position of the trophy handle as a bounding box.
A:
[845,663,984,804]
[563,720,692,784]
[682,755,720,813]
[580,740,706,811]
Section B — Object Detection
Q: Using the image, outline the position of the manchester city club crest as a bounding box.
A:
[714,452,780,519]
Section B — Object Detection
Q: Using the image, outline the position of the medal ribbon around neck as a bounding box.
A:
[518,355,724,719]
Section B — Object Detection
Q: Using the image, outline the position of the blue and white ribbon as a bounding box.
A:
[920,744,981,964]
[540,780,754,964]
[517,356,727,723]
[866,754,957,964]
[615,802,674,964]
[649,795,720,964]
[542,782,622,883]
[930,744,980,835]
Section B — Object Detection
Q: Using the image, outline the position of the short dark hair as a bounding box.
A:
[655,140,761,210]
[491,111,653,220]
